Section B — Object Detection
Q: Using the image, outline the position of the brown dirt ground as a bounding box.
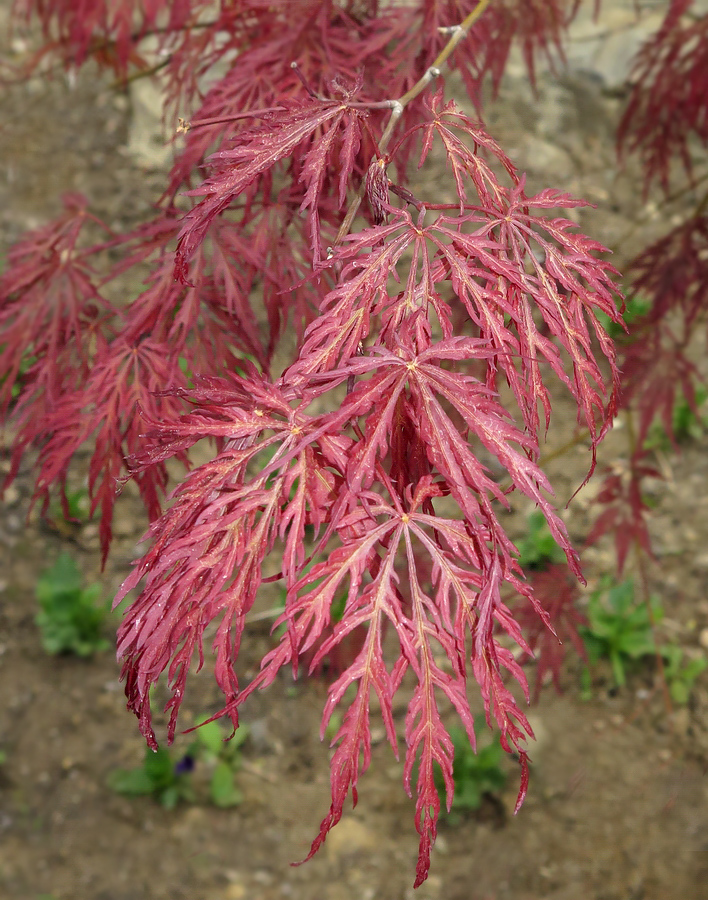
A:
[1,14,708,900]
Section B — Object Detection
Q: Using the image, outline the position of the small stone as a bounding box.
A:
[671,707,690,737]
[248,718,272,752]
[324,817,378,860]
[526,713,548,758]
[699,628,708,650]
[2,484,20,506]
[4,514,21,533]
[370,725,386,744]
[434,834,449,855]
[112,512,138,537]
[405,875,442,900]
[169,806,208,840]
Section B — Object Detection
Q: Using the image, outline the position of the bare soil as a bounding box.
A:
[1,19,708,900]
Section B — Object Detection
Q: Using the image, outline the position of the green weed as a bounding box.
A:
[35,553,109,656]
[50,486,91,525]
[581,579,662,687]
[191,717,250,808]
[596,294,651,341]
[661,645,708,705]
[107,745,195,810]
[517,510,564,570]
[108,719,249,810]
[435,726,507,821]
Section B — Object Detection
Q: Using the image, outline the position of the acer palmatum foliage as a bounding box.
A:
[514,565,587,703]
[619,0,708,194]
[597,0,708,578]
[3,0,625,887]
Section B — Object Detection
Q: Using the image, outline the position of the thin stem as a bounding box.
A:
[20,18,222,88]
[496,427,592,495]
[634,535,673,716]
[538,429,591,469]
[624,410,673,716]
[334,0,494,246]
[178,107,286,132]
[290,61,323,100]
[109,55,171,89]
[695,185,708,218]
[246,606,284,623]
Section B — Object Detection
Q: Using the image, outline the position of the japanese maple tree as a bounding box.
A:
[14,0,708,887]
[589,0,708,585]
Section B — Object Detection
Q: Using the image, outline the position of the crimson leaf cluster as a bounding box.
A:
[2,0,626,886]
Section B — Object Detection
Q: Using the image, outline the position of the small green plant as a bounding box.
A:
[661,645,708,705]
[596,293,652,341]
[581,579,662,687]
[434,726,507,821]
[517,510,565,570]
[192,717,250,808]
[0,347,37,402]
[108,745,196,810]
[49,485,91,525]
[108,718,249,810]
[35,553,109,656]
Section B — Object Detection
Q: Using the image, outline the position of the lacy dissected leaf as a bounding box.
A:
[630,215,708,331]
[586,457,660,575]
[619,216,708,443]
[175,97,367,279]
[0,193,115,415]
[239,479,539,886]
[16,334,188,563]
[409,343,581,576]
[370,0,575,113]
[619,0,708,192]
[116,373,345,744]
[287,210,439,382]
[116,331,578,884]
[484,0,576,90]
[298,170,622,486]
[5,205,288,561]
[620,323,702,448]
[13,0,203,76]
[163,1,381,166]
[290,201,522,380]
[109,206,320,374]
[163,0,573,204]
[515,565,586,701]
[0,195,136,543]
[488,182,623,459]
[415,90,518,210]
[306,340,581,575]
